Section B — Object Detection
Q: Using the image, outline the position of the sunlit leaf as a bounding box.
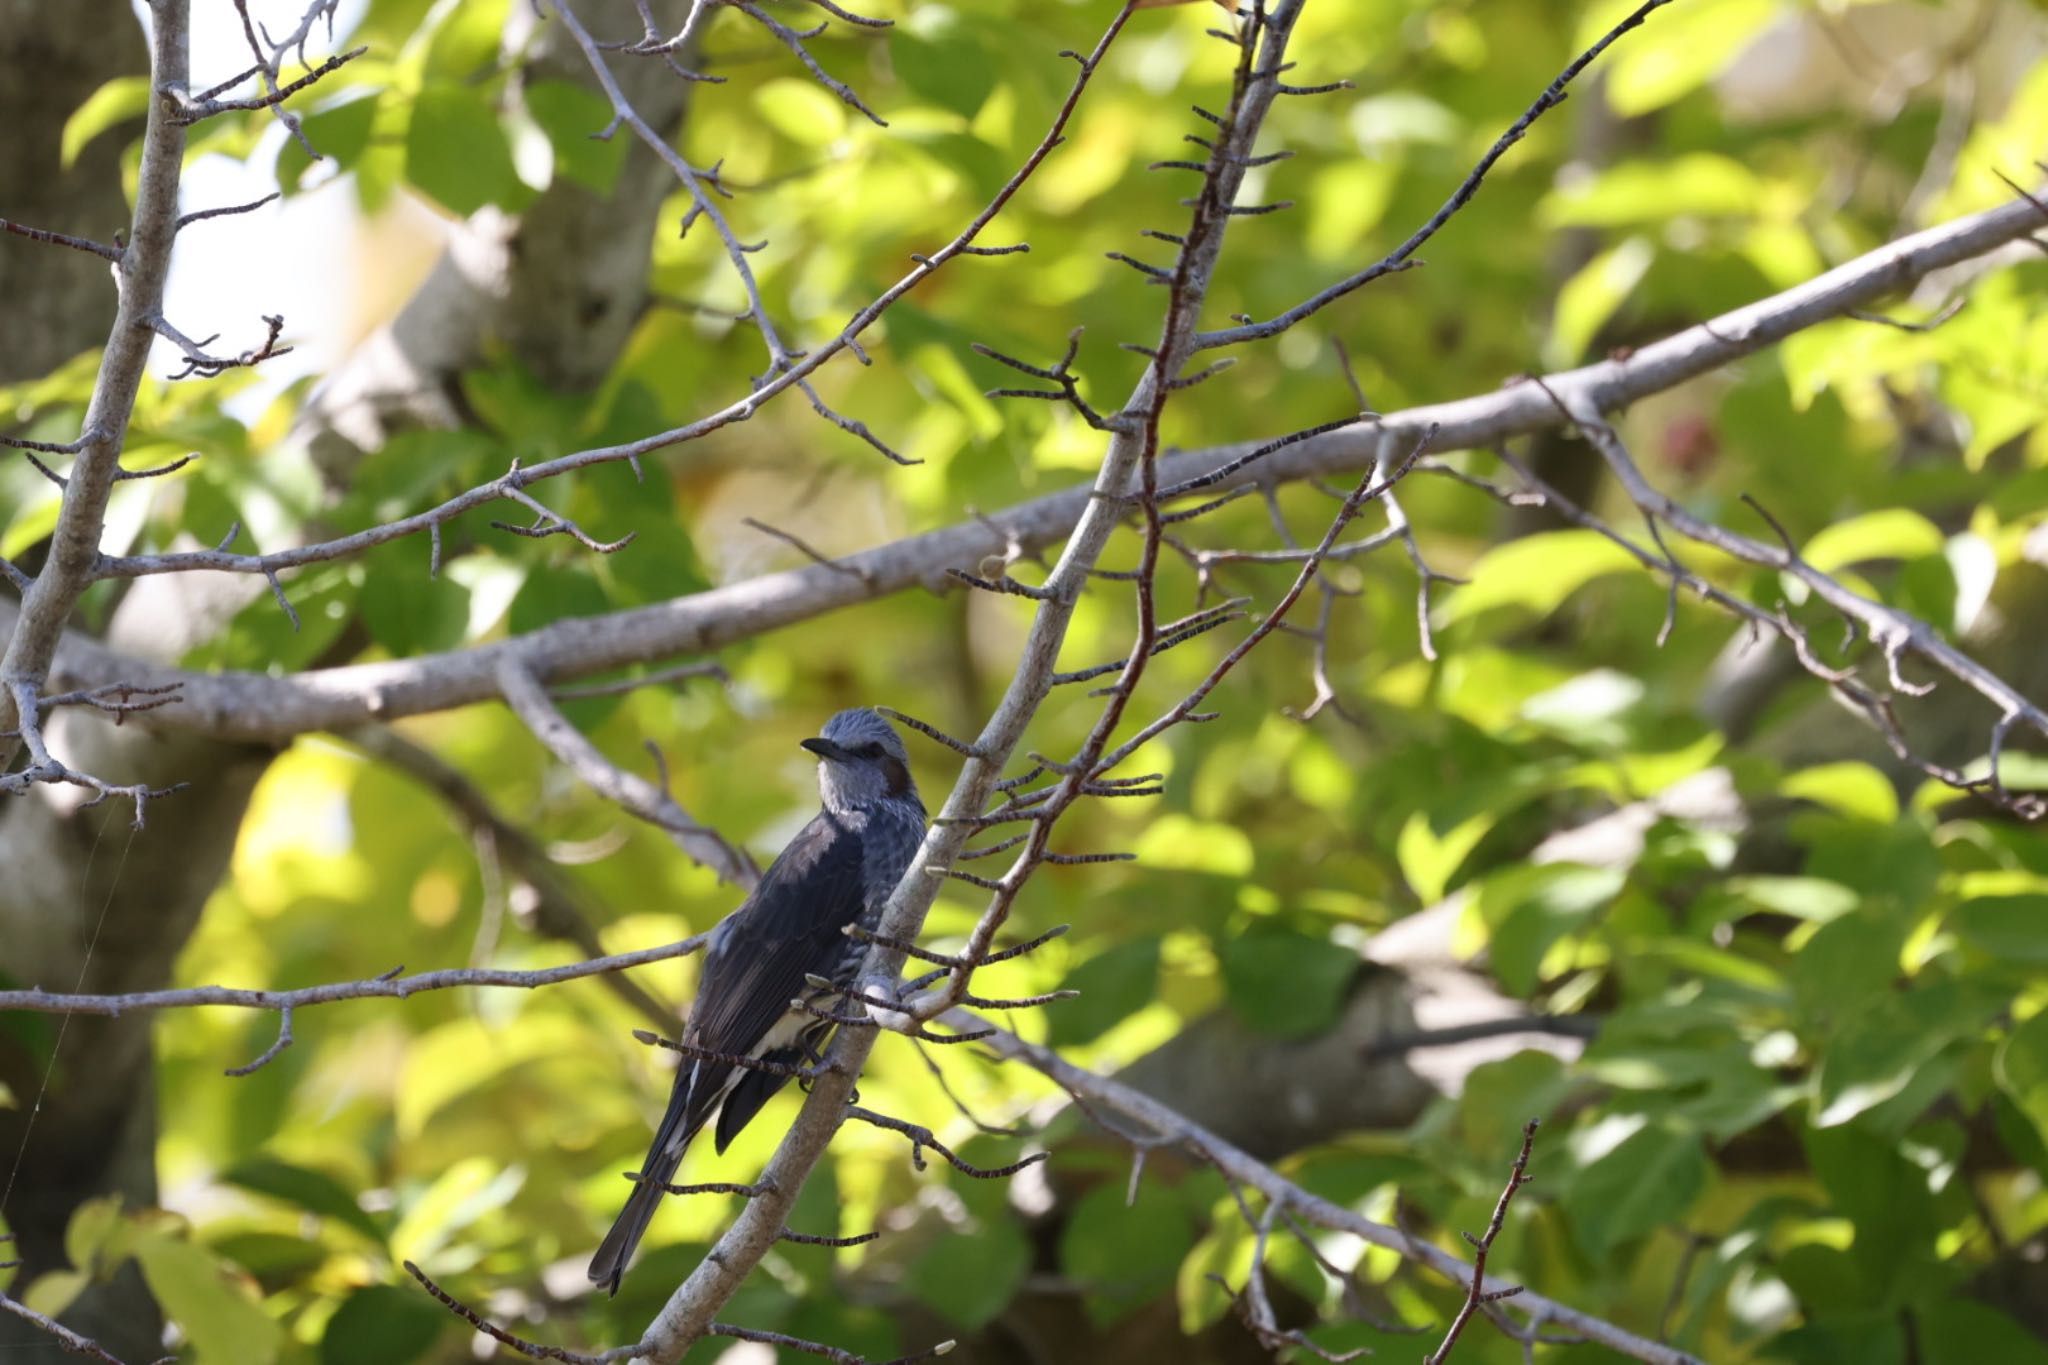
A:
[1441,530,1642,624]
[1563,1119,1709,1259]
[61,75,150,170]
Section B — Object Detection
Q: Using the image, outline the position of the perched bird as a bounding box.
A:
[588,707,926,1295]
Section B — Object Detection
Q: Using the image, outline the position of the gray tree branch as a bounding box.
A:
[0,0,189,793]
[957,1011,1701,1365]
[12,188,2042,748]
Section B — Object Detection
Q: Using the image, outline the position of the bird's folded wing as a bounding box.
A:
[686,808,871,1065]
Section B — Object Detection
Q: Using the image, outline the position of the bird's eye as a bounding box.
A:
[858,743,885,758]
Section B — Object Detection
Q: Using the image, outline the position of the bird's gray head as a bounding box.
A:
[801,708,920,813]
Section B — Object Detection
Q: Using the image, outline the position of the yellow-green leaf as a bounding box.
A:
[1801,509,1944,574]
[1442,529,1642,624]
[62,76,151,170]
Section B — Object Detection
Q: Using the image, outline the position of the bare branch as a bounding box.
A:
[405,1261,641,1365]
[497,657,760,884]
[1537,386,2048,812]
[175,192,280,231]
[0,1289,163,1365]
[145,309,293,379]
[964,1014,1701,1365]
[743,516,876,584]
[0,938,711,1023]
[168,45,365,122]
[1423,1119,1539,1364]
[0,0,189,786]
[843,1105,1046,1179]
[0,216,122,263]
[1194,0,1677,349]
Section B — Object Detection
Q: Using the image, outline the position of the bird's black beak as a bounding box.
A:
[801,737,850,761]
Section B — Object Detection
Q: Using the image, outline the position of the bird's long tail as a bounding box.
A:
[589,1065,713,1296]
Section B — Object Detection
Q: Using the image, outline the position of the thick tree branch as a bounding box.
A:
[21,190,2042,746]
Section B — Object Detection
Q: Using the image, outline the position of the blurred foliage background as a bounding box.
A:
[4,0,2048,1362]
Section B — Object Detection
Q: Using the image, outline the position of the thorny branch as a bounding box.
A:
[404,1259,956,1365]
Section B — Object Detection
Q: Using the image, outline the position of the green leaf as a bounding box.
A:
[422,0,510,81]
[1803,1121,1940,1298]
[903,1219,1030,1329]
[1059,1179,1193,1326]
[404,83,520,217]
[1800,509,1945,574]
[1593,0,1777,117]
[62,76,151,170]
[1782,763,1899,824]
[1547,236,1653,367]
[1479,864,1627,995]
[1441,530,1643,625]
[1563,1119,1709,1259]
[208,1232,330,1287]
[1793,910,1903,1021]
[63,1196,124,1276]
[1219,930,1358,1038]
[221,1157,386,1245]
[134,1234,284,1365]
[1395,808,1494,903]
[1995,1010,2048,1156]
[508,564,611,637]
[1801,819,1940,908]
[1769,1312,1905,1365]
[1455,1052,1571,1168]
[360,540,472,655]
[891,19,996,119]
[1132,814,1253,876]
[1813,983,1991,1128]
[1920,1300,2048,1365]
[753,78,848,147]
[1727,875,1858,923]
[1046,937,1161,1048]
[320,1285,448,1365]
[1949,895,2048,964]
[275,92,382,191]
[1541,153,1765,228]
[524,80,627,194]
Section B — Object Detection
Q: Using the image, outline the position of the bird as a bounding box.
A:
[587,707,927,1296]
